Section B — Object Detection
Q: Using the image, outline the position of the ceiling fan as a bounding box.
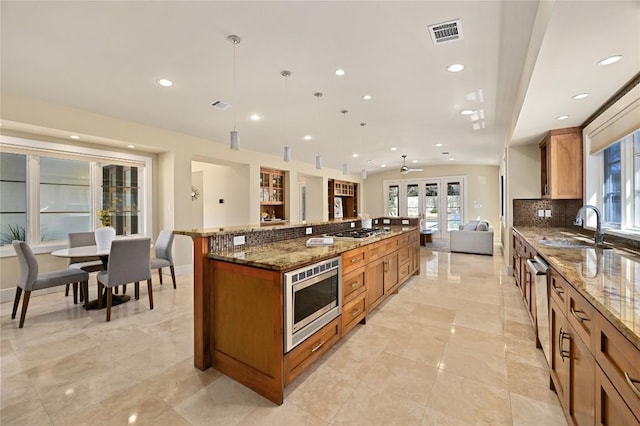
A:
[400,155,423,174]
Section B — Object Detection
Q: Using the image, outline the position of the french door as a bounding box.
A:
[385,177,464,239]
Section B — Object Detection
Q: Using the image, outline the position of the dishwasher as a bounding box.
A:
[526,255,550,367]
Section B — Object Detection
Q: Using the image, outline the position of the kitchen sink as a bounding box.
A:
[538,237,612,249]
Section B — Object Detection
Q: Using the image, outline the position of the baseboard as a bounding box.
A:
[0,286,65,304]
[174,263,193,276]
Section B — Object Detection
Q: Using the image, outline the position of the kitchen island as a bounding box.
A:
[512,227,640,424]
[175,219,420,404]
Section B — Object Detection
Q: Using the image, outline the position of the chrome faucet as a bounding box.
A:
[574,205,605,245]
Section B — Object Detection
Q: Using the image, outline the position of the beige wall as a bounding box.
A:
[361,164,501,241]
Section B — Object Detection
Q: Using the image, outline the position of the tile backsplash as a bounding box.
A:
[513,198,639,250]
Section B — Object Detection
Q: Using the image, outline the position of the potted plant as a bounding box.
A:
[95,205,116,249]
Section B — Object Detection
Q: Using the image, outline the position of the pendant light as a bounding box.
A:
[282,70,292,161]
[341,109,349,175]
[228,34,241,150]
[314,92,323,169]
[360,122,367,179]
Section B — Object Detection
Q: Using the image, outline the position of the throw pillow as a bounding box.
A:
[476,221,489,231]
[462,220,479,231]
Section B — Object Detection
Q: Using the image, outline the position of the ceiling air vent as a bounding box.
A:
[428,19,463,45]
[211,99,231,110]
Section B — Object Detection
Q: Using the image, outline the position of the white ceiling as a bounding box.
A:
[1,1,638,174]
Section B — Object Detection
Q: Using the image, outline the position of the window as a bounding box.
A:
[602,143,621,227]
[0,135,152,252]
[387,185,399,217]
[0,153,27,244]
[585,128,639,236]
[406,184,419,217]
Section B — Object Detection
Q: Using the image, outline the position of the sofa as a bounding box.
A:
[449,219,494,255]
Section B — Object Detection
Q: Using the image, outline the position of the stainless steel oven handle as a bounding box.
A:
[311,340,325,353]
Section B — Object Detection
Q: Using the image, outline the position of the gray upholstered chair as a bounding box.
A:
[12,241,90,328]
[65,232,104,304]
[97,238,153,321]
[150,230,176,289]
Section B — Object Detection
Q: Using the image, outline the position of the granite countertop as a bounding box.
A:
[513,227,640,351]
[174,218,362,238]
[207,227,417,272]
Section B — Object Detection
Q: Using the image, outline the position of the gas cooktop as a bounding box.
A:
[327,228,388,240]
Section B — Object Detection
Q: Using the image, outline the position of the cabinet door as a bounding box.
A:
[569,329,595,426]
[550,298,570,408]
[596,365,640,426]
[366,260,385,311]
[383,252,399,294]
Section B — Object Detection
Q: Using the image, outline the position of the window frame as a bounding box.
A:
[0,135,153,257]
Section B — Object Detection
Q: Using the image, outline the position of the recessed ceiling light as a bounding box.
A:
[435,143,443,147]
[363,95,372,100]
[460,110,474,116]
[447,63,464,72]
[381,164,386,168]
[598,55,623,66]
[390,147,397,151]
[412,160,418,163]
[449,158,455,161]
[352,153,359,158]
[335,69,345,76]
[303,135,312,141]
[250,114,261,121]
[157,78,173,87]
[69,135,80,140]
[127,145,135,149]
[556,115,569,120]
[572,93,589,100]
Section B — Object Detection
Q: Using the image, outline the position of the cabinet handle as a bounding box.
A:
[351,257,361,264]
[570,306,590,323]
[624,372,640,399]
[311,340,325,353]
[350,281,360,288]
[350,308,360,317]
[551,282,564,297]
[558,327,570,362]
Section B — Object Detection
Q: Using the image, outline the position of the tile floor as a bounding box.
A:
[1,246,567,425]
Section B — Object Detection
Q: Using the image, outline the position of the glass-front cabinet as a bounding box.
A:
[260,168,286,224]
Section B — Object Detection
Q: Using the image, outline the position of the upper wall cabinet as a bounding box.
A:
[540,127,583,199]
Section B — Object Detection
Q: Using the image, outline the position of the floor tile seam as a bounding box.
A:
[435,356,509,390]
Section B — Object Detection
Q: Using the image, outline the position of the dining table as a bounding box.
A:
[51,245,131,310]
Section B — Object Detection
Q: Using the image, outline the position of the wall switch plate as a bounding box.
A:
[402,219,409,225]
[538,209,545,217]
[233,235,245,246]
[305,227,312,235]
[545,210,552,217]
[350,222,356,228]
[383,219,391,224]
[374,219,378,224]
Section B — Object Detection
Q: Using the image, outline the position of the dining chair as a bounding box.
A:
[150,230,176,289]
[96,238,153,321]
[66,232,104,304]
[12,241,90,328]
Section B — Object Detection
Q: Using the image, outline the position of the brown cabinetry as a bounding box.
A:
[260,168,286,222]
[539,127,583,199]
[328,179,358,219]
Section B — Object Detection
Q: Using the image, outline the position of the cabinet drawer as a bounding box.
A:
[368,239,396,261]
[549,268,568,310]
[595,364,640,425]
[284,316,341,385]
[397,233,410,246]
[595,315,640,418]
[342,248,366,275]
[398,260,411,282]
[397,246,410,265]
[567,285,596,350]
[342,293,366,336]
[342,267,366,303]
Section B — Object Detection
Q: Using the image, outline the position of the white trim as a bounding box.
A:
[0,285,67,304]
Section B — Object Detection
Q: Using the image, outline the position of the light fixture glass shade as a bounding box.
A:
[230,130,239,150]
[283,146,291,162]
[315,154,322,170]
[361,169,367,179]
[342,163,348,175]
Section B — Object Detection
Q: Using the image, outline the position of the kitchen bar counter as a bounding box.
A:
[207,227,415,271]
[513,227,640,350]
